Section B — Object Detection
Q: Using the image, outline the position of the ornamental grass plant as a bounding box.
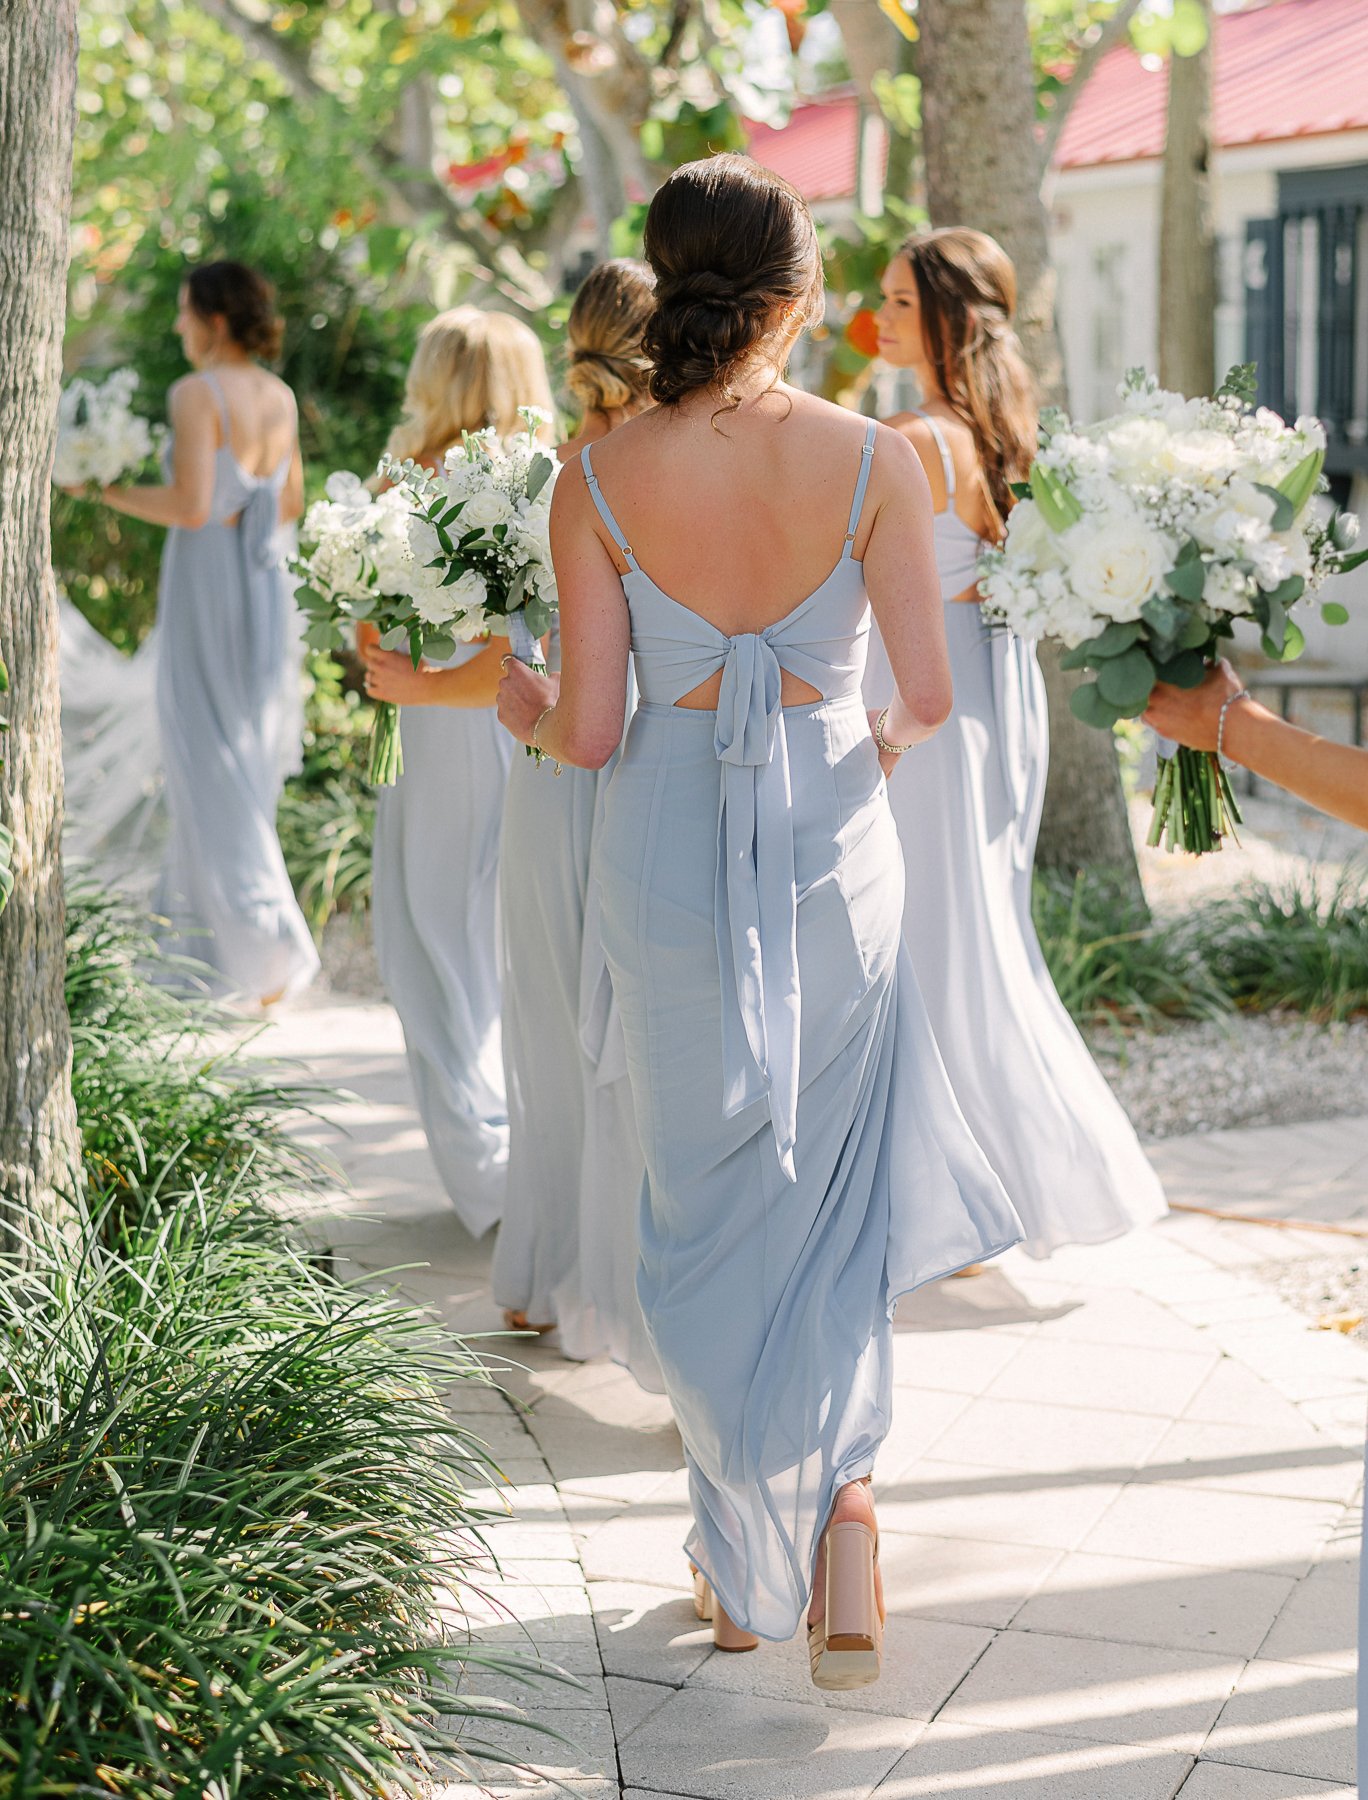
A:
[0,1190,552,1799]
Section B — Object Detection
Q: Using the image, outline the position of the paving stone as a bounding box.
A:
[888,1325,1027,1394]
[1259,1563,1358,1670]
[606,1673,677,1744]
[876,1721,1195,1798]
[687,1613,991,1719]
[985,1339,1219,1417]
[1141,1420,1363,1506]
[938,1630,1242,1753]
[531,1412,684,1486]
[580,1506,696,1588]
[877,1458,1124,1552]
[1182,1363,1323,1434]
[868,1388,976,1481]
[927,1395,1170,1477]
[1013,1550,1295,1657]
[878,1530,1063,1629]
[1030,1289,1221,1355]
[1177,1761,1355,1797]
[1081,1484,1341,1577]
[589,1579,715,1683]
[618,1685,921,1800]
[1203,1661,1356,1784]
[461,1705,616,1778]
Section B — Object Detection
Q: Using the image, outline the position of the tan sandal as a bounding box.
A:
[690,1566,758,1652]
[808,1512,883,1691]
[501,1310,556,1334]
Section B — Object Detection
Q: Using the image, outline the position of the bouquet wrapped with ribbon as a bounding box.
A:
[979,367,1364,853]
[380,409,559,757]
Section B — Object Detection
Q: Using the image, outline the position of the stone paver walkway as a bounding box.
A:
[270,998,1364,1800]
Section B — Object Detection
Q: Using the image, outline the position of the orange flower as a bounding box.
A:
[844,308,880,360]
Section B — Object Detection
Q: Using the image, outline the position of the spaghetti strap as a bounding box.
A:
[841,418,878,559]
[580,443,640,572]
[198,368,233,441]
[912,407,956,500]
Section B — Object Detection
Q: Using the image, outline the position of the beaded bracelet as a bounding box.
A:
[873,706,914,756]
[1216,688,1251,765]
[532,705,563,776]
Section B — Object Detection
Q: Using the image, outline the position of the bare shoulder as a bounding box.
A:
[870,417,932,498]
[168,372,216,413]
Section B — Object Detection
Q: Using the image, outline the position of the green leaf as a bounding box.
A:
[422,631,456,662]
[1163,559,1206,603]
[1178,614,1214,650]
[1321,600,1350,625]
[0,655,8,693]
[1069,680,1127,729]
[1086,620,1145,659]
[1029,461,1083,533]
[379,626,409,651]
[1276,448,1324,516]
[523,597,551,639]
[1151,649,1207,689]
[1216,363,1259,405]
[1262,574,1305,608]
[305,620,342,651]
[1058,643,1094,671]
[1095,646,1158,713]
[1281,619,1307,662]
[1261,604,1288,656]
[1253,483,1296,533]
[1008,481,1032,501]
[1332,547,1368,574]
[1171,0,1210,56]
[526,453,555,503]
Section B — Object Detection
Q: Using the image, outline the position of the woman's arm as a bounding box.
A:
[1144,659,1368,832]
[93,376,219,530]
[863,426,954,770]
[363,638,507,709]
[497,462,630,769]
[280,441,304,525]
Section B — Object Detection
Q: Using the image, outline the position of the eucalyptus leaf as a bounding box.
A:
[526,453,555,502]
[1058,643,1095,672]
[422,631,456,662]
[1253,483,1295,533]
[1095,646,1158,713]
[1084,620,1145,659]
[1163,559,1206,602]
[1216,363,1258,404]
[1276,447,1324,516]
[1069,680,1127,730]
[1151,649,1207,689]
[1143,593,1186,639]
[1261,604,1288,656]
[1281,619,1306,662]
[379,626,409,651]
[1179,614,1214,650]
[1262,574,1305,608]
[1321,600,1350,625]
[523,597,551,638]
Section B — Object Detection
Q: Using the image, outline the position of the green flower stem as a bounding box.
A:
[367,701,404,787]
[1150,746,1240,855]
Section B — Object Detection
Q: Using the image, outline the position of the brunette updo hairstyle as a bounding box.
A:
[897,228,1037,541]
[566,259,656,416]
[185,261,285,361]
[641,153,823,410]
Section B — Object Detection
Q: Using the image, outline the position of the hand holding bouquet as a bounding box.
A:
[380,408,559,756]
[52,368,163,492]
[979,367,1364,853]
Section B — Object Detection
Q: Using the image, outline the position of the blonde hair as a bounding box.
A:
[565,259,656,416]
[897,228,1037,542]
[385,306,555,466]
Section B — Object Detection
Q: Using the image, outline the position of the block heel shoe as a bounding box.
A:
[690,1566,758,1652]
[807,1519,883,1691]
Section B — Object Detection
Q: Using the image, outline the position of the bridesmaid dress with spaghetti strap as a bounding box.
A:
[862,409,1166,1258]
[153,369,318,1001]
[587,424,1022,1642]
[371,651,512,1239]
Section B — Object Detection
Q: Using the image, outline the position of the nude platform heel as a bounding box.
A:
[691,1566,758,1652]
[807,1519,883,1691]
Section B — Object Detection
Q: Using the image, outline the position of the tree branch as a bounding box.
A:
[1040,0,1145,169]
[195,0,552,311]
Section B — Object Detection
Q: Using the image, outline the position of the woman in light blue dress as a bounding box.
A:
[500,156,1021,1689]
[866,230,1166,1258]
[490,260,660,1388]
[361,309,554,1239]
[84,262,317,1003]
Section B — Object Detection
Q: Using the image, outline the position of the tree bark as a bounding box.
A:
[918,0,1143,893]
[1158,6,1216,397]
[0,0,83,1250]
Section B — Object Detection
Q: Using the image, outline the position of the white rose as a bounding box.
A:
[1062,514,1170,622]
[325,470,367,504]
[460,487,515,531]
[1002,498,1063,570]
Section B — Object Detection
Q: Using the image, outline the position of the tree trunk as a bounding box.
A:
[0,0,83,1250]
[1158,6,1216,397]
[918,0,1143,894]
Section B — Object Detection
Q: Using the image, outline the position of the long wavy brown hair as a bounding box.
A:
[897,228,1037,542]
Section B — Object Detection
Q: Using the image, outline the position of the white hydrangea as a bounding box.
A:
[53,368,161,488]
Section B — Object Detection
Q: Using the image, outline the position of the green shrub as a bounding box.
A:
[65,888,335,1219]
[278,654,376,937]
[1031,869,1231,1028]
[0,1190,553,1799]
[1195,868,1368,1022]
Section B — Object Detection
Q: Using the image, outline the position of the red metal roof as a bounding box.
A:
[745,93,874,202]
[1054,0,1368,170]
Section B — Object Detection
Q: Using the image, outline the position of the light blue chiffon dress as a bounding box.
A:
[862,410,1166,1258]
[587,424,1023,1642]
[372,652,511,1238]
[492,635,661,1389]
[154,370,318,1001]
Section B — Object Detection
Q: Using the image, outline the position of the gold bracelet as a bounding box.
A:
[531,705,563,775]
[873,706,914,756]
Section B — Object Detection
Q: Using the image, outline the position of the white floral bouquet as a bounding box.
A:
[52,367,163,491]
[380,408,558,756]
[294,473,429,784]
[979,366,1365,853]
